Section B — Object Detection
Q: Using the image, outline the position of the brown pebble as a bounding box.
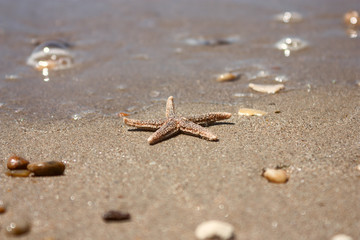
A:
[0,200,6,214]
[27,161,65,176]
[103,210,131,222]
[344,11,359,27]
[7,155,29,170]
[216,72,240,82]
[5,219,31,236]
[262,168,289,183]
[5,170,31,177]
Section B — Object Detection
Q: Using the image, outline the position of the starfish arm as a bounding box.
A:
[123,117,165,130]
[166,96,175,118]
[185,112,232,124]
[147,119,179,144]
[179,119,218,141]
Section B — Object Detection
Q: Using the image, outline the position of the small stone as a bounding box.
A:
[185,35,240,46]
[5,170,31,177]
[5,219,31,236]
[249,83,284,94]
[331,234,353,240]
[27,161,65,176]
[262,168,289,184]
[356,164,360,171]
[216,73,239,82]
[102,210,131,222]
[343,11,359,27]
[0,200,6,214]
[238,108,267,116]
[7,155,30,170]
[195,220,234,240]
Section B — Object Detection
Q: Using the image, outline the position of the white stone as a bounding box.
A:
[195,220,234,240]
[331,234,353,240]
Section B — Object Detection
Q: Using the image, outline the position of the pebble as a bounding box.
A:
[185,35,240,46]
[5,170,31,177]
[7,155,30,170]
[343,11,359,27]
[27,161,65,176]
[0,200,6,214]
[195,220,234,240]
[356,164,360,171]
[331,234,353,240]
[249,83,284,94]
[5,219,31,236]
[238,108,267,116]
[216,72,240,82]
[102,210,131,222]
[262,168,289,183]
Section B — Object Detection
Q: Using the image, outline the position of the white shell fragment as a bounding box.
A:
[249,83,284,94]
[331,234,353,240]
[238,108,267,116]
[262,168,289,184]
[195,220,234,240]
[216,72,239,82]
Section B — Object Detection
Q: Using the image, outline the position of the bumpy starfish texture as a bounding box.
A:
[122,96,232,145]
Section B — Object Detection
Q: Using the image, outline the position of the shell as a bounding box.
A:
[331,234,353,240]
[238,108,267,116]
[249,83,284,94]
[195,220,234,240]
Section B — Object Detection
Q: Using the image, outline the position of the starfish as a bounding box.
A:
[122,96,232,145]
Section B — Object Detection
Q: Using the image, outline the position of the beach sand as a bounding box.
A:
[1,85,359,239]
[1,0,360,239]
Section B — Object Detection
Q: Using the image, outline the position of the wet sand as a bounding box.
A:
[1,85,360,239]
[1,0,360,239]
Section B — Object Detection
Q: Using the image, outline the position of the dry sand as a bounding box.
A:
[1,85,359,239]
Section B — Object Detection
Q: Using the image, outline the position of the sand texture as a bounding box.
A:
[1,86,359,239]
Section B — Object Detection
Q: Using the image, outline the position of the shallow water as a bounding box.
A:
[0,0,359,120]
